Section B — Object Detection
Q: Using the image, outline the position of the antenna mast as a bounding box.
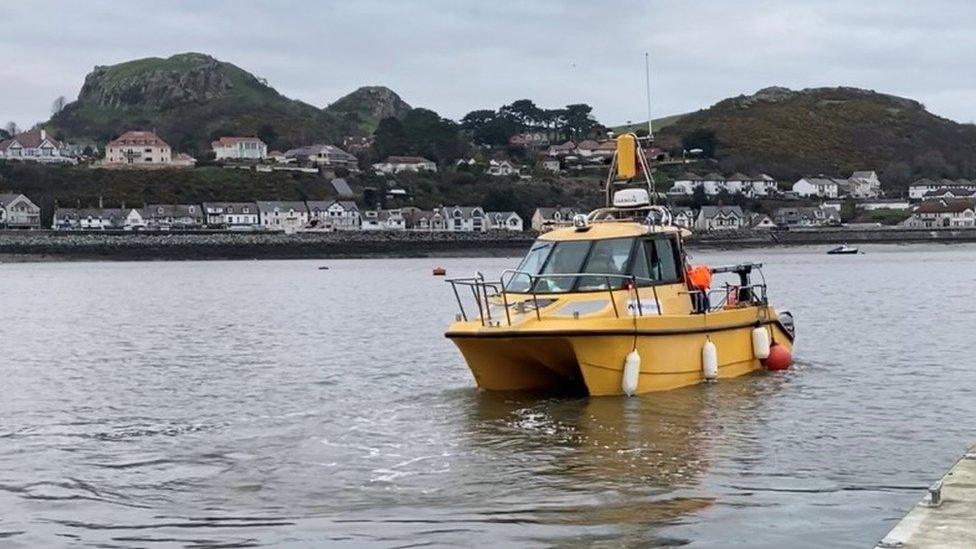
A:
[644,52,653,140]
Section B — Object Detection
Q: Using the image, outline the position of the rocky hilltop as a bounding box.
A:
[324,86,411,134]
[48,53,408,156]
[79,53,241,109]
[657,86,976,186]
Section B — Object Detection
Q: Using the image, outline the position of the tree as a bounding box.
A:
[500,99,541,130]
[257,124,278,148]
[881,161,912,192]
[461,109,515,146]
[372,117,410,160]
[4,122,19,136]
[400,108,465,163]
[690,185,708,209]
[51,96,67,116]
[562,104,598,139]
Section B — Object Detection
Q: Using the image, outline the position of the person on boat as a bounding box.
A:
[577,239,630,291]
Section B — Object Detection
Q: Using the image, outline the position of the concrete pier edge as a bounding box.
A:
[876,444,976,548]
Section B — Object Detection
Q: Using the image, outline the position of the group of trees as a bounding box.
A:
[371,108,466,165]
[460,99,602,147]
[366,100,604,166]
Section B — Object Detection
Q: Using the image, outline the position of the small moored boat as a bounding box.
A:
[444,135,795,396]
[827,244,859,255]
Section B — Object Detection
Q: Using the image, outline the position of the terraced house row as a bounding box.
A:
[49,202,525,233]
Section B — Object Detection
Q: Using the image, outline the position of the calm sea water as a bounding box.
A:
[2,244,976,548]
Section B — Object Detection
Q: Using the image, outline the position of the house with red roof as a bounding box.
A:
[211,137,267,161]
[903,198,976,228]
[103,130,175,169]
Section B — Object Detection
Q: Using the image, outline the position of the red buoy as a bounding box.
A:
[763,344,792,371]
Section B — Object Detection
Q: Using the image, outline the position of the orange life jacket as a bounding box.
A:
[686,265,712,290]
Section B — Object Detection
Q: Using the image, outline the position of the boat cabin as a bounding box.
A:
[507,223,685,294]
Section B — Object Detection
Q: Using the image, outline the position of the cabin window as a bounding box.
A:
[577,238,633,290]
[508,241,553,292]
[508,236,682,294]
[632,237,681,284]
[534,240,589,292]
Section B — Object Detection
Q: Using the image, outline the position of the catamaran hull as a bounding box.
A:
[447,319,794,396]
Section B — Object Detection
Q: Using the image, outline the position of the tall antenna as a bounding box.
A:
[644,52,653,140]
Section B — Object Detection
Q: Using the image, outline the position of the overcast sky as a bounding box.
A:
[2,0,975,130]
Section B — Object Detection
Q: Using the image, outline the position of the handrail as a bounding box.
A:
[449,269,667,327]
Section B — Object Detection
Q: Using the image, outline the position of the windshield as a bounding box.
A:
[507,241,553,292]
[505,236,681,294]
[576,238,633,290]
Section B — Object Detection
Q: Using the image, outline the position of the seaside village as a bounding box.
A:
[2,127,976,232]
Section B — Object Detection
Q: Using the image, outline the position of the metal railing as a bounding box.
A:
[447,270,669,327]
[447,262,771,327]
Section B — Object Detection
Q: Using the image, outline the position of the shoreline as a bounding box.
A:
[2,227,976,262]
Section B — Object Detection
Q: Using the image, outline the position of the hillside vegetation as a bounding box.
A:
[655,87,976,190]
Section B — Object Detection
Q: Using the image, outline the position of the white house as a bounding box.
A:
[747,213,777,229]
[372,156,437,174]
[284,144,357,170]
[530,207,580,231]
[792,177,843,198]
[486,211,524,231]
[306,200,360,231]
[848,170,883,198]
[212,137,267,161]
[773,206,841,227]
[749,174,779,196]
[53,207,145,230]
[670,207,695,228]
[201,202,260,229]
[541,157,561,173]
[695,206,745,231]
[257,201,309,233]
[143,204,205,229]
[668,173,702,196]
[441,206,487,232]
[0,128,74,164]
[0,193,42,229]
[360,209,405,231]
[903,199,976,228]
[487,159,519,177]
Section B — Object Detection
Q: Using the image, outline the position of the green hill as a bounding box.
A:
[324,86,411,135]
[611,113,689,135]
[48,53,349,156]
[655,86,976,187]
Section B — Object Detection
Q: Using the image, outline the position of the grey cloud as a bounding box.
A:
[1,0,974,128]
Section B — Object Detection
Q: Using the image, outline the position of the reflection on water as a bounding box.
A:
[1,245,976,547]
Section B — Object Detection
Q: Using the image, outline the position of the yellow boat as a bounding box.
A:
[444,134,795,396]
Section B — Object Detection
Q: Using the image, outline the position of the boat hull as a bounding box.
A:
[447,309,794,396]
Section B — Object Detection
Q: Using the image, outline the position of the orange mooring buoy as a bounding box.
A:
[763,343,792,371]
[432,266,447,276]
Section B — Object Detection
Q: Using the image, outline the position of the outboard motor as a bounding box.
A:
[777,310,796,339]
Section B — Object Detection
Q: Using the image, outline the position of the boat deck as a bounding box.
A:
[877,443,976,548]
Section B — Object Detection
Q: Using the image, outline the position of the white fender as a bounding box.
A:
[752,327,771,359]
[622,350,641,396]
[702,340,718,381]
